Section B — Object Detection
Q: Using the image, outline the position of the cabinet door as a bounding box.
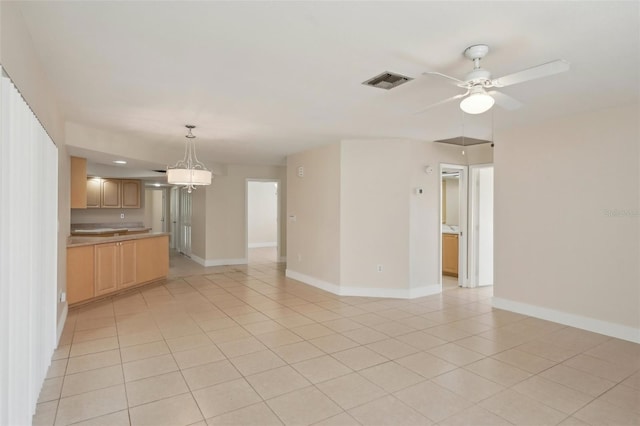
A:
[70,157,87,209]
[136,236,169,284]
[154,235,169,279]
[119,240,137,288]
[86,178,102,208]
[121,180,141,208]
[101,179,121,208]
[67,246,95,304]
[442,234,459,276]
[95,243,118,295]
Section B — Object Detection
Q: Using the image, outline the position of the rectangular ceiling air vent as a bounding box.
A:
[362,71,413,90]
[434,136,492,146]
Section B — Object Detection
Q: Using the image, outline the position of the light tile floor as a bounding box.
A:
[35,249,640,425]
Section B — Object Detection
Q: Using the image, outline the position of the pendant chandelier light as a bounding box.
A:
[167,125,212,193]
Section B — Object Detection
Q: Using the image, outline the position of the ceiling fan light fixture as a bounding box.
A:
[460,86,495,114]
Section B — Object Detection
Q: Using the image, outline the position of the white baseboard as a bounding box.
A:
[56,303,68,346]
[286,269,440,299]
[286,269,341,294]
[492,297,640,344]
[248,242,277,248]
[191,254,248,267]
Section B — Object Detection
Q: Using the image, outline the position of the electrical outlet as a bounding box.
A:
[120,213,125,219]
[377,264,383,272]
[59,292,66,303]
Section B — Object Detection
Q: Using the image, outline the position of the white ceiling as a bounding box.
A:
[17,1,640,168]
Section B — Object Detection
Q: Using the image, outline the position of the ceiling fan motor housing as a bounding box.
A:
[464,68,492,86]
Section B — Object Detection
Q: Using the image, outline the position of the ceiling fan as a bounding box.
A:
[420,44,570,114]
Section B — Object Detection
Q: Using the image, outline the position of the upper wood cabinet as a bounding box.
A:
[121,180,141,208]
[86,178,141,209]
[101,179,121,208]
[70,157,88,209]
[86,178,102,208]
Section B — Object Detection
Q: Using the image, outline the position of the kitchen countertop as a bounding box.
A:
[71,227,151,235]
[67,232,170,248]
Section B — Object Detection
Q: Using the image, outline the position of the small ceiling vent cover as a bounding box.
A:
[362,71,413,90]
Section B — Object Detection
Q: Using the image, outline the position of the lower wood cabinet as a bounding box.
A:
[442,233,459,277]
[136,236,169,283]
[67,235,168,306]
[67,245,95,304]
[94,240,137,296]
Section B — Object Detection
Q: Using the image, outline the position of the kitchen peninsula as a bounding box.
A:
[67,227,169,306]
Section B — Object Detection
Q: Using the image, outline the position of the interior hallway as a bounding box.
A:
[35,249,639,425]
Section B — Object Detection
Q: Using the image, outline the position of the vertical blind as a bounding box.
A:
[0,68,58,425]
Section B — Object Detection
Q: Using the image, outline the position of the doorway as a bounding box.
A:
[246,180,280,263]
[145,187,167,233]
[440,164,468,288]
[169,186,192,257]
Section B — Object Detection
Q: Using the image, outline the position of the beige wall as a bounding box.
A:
[340,139,412,290]
[71,208,147,225]
[494,103,639,339]
[287,144,341,285]
[196,164,286,264]
[71,190,147,225]
[1,1,69,330]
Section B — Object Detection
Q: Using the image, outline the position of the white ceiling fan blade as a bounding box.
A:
[422,71,467,87]
[489,91,523,110]
[413,91,469,115]
[491,59,570,88]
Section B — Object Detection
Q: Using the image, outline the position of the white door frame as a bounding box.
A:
[245,178,281,261]
[440,163,469,287]
[469,163,494,287]
[169,186,179,250]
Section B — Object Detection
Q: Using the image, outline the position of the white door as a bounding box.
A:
[179,189,192,257]
[170,186,179,249]
[469,165,494,287]
[150,189,164,233]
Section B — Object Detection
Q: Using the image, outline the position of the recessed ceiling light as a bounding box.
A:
[113,160,127,165]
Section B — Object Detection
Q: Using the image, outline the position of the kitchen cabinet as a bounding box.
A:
[86,178,141,208]
[66,234,168,306]
[121,179,141,208]
[67,245,95,304]
[95,240,137,296]
[101,179,121,208]
[136,235,169,283]
[442,233,459,277]
[70,156,87,209]
[86,178,102,208]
